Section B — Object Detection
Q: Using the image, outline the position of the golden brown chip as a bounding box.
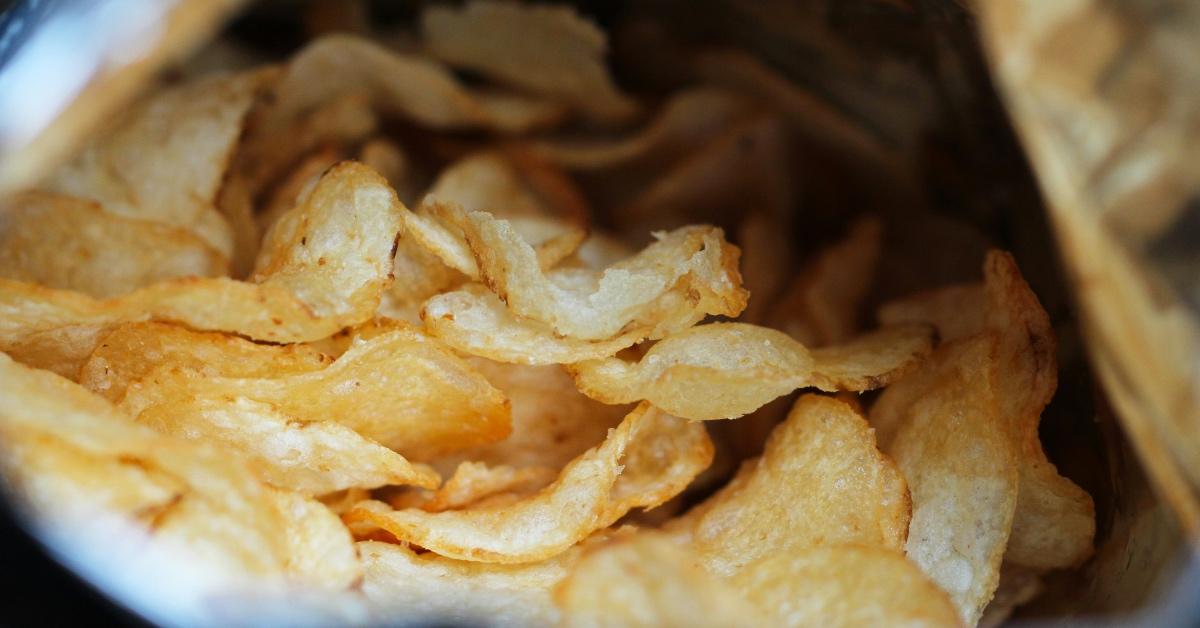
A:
[358,533,624,626]
[432,358,629,474]
[421,462,556,512]
[876,251,1095,571]
[0,192,227,297]
[666,394,909,577]
[568,323,932,420]
[556,533,764,628]
[80,322,331,402]
[731,545,962,628]
[119,325,509,461]
[0,162,400,370]
[47,71,268,260]
[346,403,711,563]
[769,216,883,346]
[268,488,362,590]
[421,1,637,122]
[877,335,1017,626]
[130,392,440,496]
[0,353,306,598]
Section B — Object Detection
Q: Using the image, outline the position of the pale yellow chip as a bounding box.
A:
[0,192,227,297]
[0,353,325,598]
[256,146,344,239]
[255,33,565,146]
[0,162,400,374]
[46,71,267,261]
[358,138,416,204]
[876,251,1095,570]
[555,533,765,628]
[358,533,626,627]
[421,1,637,122]
[268,488,363,590]
[877,335,1017,626]
[413,204,747,345]
[79,322,331,402]
[426,151,560,219]
[769,216,883,346]
[119,324,509,461]
[532,87,750,170]
[731,545,963,628]
[129,392,439,496]
[568,322,932,420]
[432,358,629,474]
[346,403,711,563]
[978,564,1043,628]
[666,394,908,578]
[420,462,557,512]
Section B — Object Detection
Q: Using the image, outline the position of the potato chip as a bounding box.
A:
[346,403,711,563]
[256,147,344,237]
[421,285,649,364]
[129,392,439,496]
[556,533,764,628]
[421,1,637,122]
[666,394,909,578]
[415,205,747,341]
[978,564,1043,628]
[737,210,794,324]
[876,251,1094,571]
[358,138,416,204]
[268,488,362,590]
[532,87,750,170]
[0,192,227,297]
[256,34,565,147]
[0,353,297,593]
[80,322,331,402]
[769,216,883,346]
[568,322,932,420]
[358,533,625,627]
[0,162,400,366]
[613,115,792,232]
[426,151,559,219]
[731,545,962,628]
[47,71,267,260]
[120,325,509,461]
[421,462,557,512]
[878,335,1017,626]
[433,358,629,474]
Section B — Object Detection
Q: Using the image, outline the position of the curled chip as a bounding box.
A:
[346,403,711,563]
[769,216,883,346]
[876,335,1017,626]
[420,462,556,512]
[532,87,750,170]
[80,322,331,402]
[426,151,568,219]
[119,325,509,461]
[568,322,932,420]
[128,392,440,496]
[252,34,565,150]
[358,532,629,627]
[268,488,363,590]
[731,545,962,628]
[877,251,1095,570]
[0,192,227,297]
[666,394,909,578]
[47,71,268,260]
[421,0,637,123]
[414,203,746,352]
[0,353,355,607]
[0,162,400,373]
[432,359,628,474]
[555,533,764,628]
[401,202,587,280]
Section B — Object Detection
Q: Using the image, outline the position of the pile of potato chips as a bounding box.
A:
[0,2,1095,626]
